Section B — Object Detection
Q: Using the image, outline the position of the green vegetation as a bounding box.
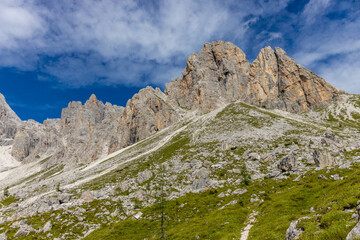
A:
[3,186,9,197]
[250,166,360,240]
[241,164,251,186]
[0,195,16,207]
[86,189,249,240]
[82,164,360,240]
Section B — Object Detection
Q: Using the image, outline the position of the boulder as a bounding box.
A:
[347,221,360,240]
[42,221,52,232]
[313,150,335,168]
[286,220,302,240]
[278,155,296,172]
[136,169,153,184]
[0,233,7,240]
[14,229,30,237]
[285,217,309,240]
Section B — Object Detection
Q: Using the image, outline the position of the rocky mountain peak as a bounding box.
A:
[120,86,180,147]
[166,41,339,113]
[85,94,100,107]
[0,93,22,142]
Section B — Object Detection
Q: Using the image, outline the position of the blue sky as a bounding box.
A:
[0,0,359,122]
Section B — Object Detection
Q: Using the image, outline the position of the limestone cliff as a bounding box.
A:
[119,87,180,148]
[165,41,339,113]
[0,93,23,145]
[10,90,180,165]
[12,95,125,165]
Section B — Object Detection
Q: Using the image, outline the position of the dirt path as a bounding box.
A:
[240,211,258,240]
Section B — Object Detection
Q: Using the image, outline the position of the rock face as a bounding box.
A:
[57,94,125,164]
[10,89,180,165]
[119,87,180,148]
[313,150,335,169]
[0,93,22,144]
[165,41,339,113]
[12,95,125,164]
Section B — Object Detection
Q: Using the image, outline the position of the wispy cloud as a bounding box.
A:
[301,0,331,26]
[290,0,360,92]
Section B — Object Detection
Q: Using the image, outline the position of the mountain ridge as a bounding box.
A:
[0,41,340,167]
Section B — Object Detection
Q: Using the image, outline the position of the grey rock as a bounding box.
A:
[81,191,97,202]
[286,220,302,240]
[232,188,247,195]
[219,200,238,210]
[193,168,210,179]
[324,131,336,141]
[0,232,6,240]
[136,169,153,184]
[165,41,338,114]
[313,150,335,169]
[248,152,261,161]
[347,221,360,240]
[332,174,343,181]
[285,217,310,240]
[0,93,22,140]
[318,174,328,180]
[217,192,225,198]
[352,213,359,222]
[133,211,143,220]
[278,154,296,172]
[42,221,52,232]
[58,193,72,204]
[192,177,213,192]
[119,87,180,148]
[250,194,260,203]
[14,229,30,237]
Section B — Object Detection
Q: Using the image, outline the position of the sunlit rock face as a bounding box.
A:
[165,41,339,113]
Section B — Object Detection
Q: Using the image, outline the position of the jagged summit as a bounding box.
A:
[165,40,339,113]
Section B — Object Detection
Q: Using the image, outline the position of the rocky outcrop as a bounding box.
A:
[312,150,336,169]
[10,90,181,165]
[12,95,125,164]
[119,87,180,148]
[278,154,296,172]
[57,94,124,165]
[165,41,339,113]
[0,93,23,144]
[347,221,360,240]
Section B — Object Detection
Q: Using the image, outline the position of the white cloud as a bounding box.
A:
[288,1,360,93]
[317,51,360,93]
[0,0,254,87]
[301,0,331,26]
[0,0,45,49]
